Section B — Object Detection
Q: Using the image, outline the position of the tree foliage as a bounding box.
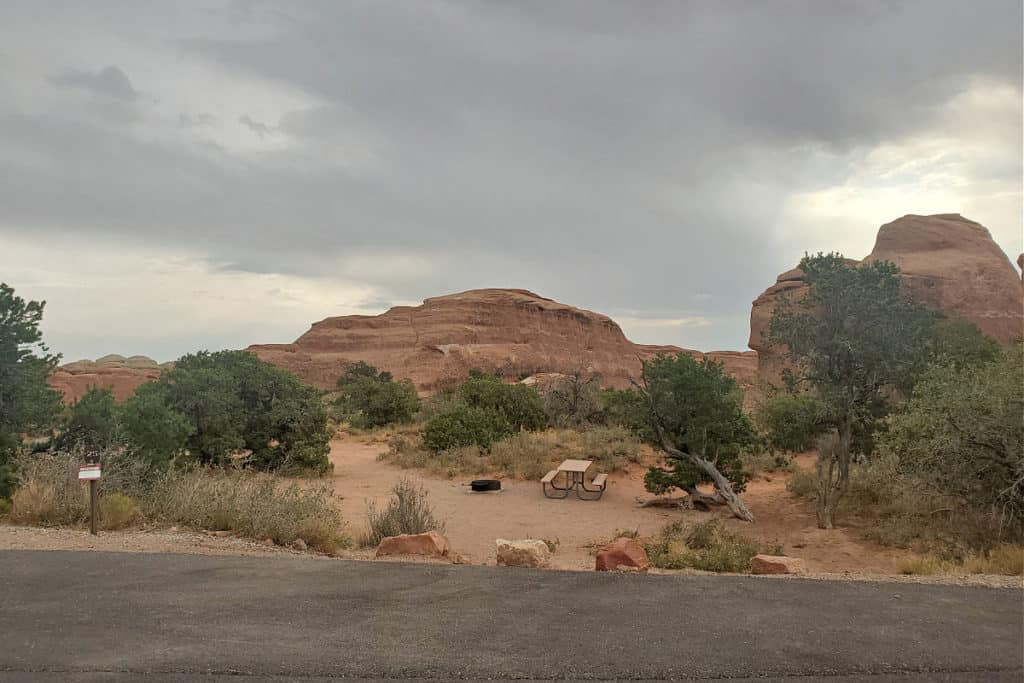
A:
[423,404,513,452]
[767,254,940,528]
[754,392,831,454]
[119,383,194,467]
[146,351,331,473]
[637,354,756,519]
[335,362,420,428]
[55,387,120,451]
[540,369,604,427]
[0,283,62,498]
[457,370,546,432]
[879,345,1024,536]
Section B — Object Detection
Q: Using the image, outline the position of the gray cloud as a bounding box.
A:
[1,0,1021,360]
[49,65,138,100]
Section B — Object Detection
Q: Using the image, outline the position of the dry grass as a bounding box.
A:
[742,451,795,478]
[382,426,644,480]
[100,492,138,530]
[10,452,349,553]
[785,468,818,499]
[643,520,782,573]
[898,546,1023,576]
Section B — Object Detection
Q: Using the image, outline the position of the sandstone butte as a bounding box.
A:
[749,213,1024,385]
[247,288,758,393]
[48,355,170,403]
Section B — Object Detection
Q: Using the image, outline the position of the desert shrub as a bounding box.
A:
[786,468,818,499]
[598,388,651,437]
[9,453,88,526]
[579,426,642,470]
[457,371,546,432]
[877,346,1024,537]
[0,498,10,516]
[488,431,559,480]
[643,520,769,573]
[145,350,332,473]
[55,387,120,451]
[542,371,603,427]
[100,492,138,530]
[754,392,830,454]
[335,362,420,428]
[119,384,193,467]
[364,479,445,546]
[423,403,513,452]
[742,450,795,477]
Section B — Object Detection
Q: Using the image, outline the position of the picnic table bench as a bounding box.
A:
[541,459,607,500]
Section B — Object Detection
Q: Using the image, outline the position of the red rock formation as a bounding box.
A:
[749,214,1023,385]
[249,289,756,392]
[595,537,650,572]
[48,355,167,403]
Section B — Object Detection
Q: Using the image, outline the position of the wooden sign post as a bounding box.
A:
[78,463,102,535]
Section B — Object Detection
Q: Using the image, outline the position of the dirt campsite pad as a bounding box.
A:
[329,436,911,574]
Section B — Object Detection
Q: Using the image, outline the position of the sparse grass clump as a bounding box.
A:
[898,546,1023,576]
[100,492,138,530]
[643,520,776,573]
[364,479,445,547]
[786,468,818,499]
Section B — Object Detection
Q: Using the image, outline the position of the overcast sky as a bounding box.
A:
[1,1,1021,362]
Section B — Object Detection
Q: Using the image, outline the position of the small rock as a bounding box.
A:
[495,539,550,568]
[169,526,179,533]
[205,530,233,538]
[289,538,308,551]
[376,531,450,559]
[751,554,807,575]
[596,537,650,573]
[261,538,275,546]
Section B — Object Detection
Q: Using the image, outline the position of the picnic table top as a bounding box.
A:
[557,459,593,473]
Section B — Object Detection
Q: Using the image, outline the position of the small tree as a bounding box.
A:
[336,362,420,428]
[457,370,546,432]
[636,354,756,521]
[54,387,120,451]
[879,345,1024,537]
[0,283,62,498]
[119,383,194,467]
[767,254,939,528]
[541,368,604,427]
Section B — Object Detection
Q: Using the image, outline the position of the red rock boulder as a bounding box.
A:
[595,537,650,572]
[375,531,450,559]
[750,554,806,575]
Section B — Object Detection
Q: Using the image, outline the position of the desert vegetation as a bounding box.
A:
[642,520,782,573]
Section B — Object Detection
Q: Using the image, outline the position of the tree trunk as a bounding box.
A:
[661,444,755,522]
[815,423,852,529]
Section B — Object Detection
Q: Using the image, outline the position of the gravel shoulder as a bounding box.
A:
[2,523,1020,588]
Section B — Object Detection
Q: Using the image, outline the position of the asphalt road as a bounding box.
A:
[0,550,1020,681]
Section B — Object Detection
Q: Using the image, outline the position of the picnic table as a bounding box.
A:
[541,459,608,500]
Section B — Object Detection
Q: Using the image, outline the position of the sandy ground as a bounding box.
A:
[331,437,909,573]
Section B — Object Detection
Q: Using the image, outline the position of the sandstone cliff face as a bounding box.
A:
[248,289,756,392]
[48,355,169,403]
[749,214,1023,385]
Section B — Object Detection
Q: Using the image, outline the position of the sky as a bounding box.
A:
[1,0,1021,363]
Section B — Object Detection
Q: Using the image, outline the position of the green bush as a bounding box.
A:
[148,350,332,473]
[119,384,193,467]
[754,392,830,454]
[55,387,120,451]
[643,520,770,573]
[0,497,10,516]
[335,362,420,428]
[423,403,513,452]
[457,371,546,432]
[364,479,445,546]
[100,492,138,530]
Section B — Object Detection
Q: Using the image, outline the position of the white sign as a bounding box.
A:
[78,464,101,480]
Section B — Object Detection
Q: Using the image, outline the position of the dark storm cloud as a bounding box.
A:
[49,65,138,100]
[0,0,1020,355]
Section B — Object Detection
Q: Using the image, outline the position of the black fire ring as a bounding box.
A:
[470,479,501,492]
